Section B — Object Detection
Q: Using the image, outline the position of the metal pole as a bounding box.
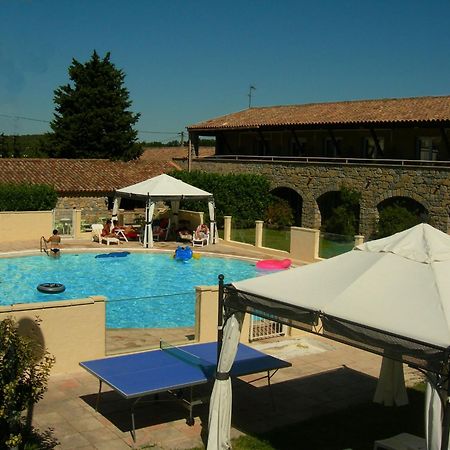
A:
[145,196,150,248]
[440,364,450,450]
[188,138,192,172]
[248,85,255,108]
[217,274,224,366]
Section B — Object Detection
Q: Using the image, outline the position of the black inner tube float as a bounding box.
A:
[37,283,66,294]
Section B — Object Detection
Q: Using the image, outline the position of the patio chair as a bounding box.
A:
[153,218,171,242]
[91,224,120,246]
[192,224,209,247]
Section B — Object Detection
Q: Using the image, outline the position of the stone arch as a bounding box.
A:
[374,195,429,238]
[372,189,431,212]
[314,183,362,233]
[269,181,313,227]
[269,186,303,226]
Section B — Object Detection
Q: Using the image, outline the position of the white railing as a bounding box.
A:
[249,314,285,341]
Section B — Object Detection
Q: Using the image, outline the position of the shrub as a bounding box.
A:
[322,187,360,236]
[170,171,272,228]
[0,317,55,449]
[264,198,294,228]
[0,184,58,211]
[377,204,423,238]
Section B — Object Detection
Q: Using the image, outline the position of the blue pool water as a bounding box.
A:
[0,252,259,329]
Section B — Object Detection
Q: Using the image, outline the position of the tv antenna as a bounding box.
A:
[248,85,256,108]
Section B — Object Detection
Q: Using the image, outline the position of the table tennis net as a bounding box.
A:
[160,340,215,377]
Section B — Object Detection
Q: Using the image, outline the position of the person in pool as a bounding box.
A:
[46,229,61,256]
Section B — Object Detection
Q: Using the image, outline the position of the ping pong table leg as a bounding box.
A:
[95,380,103,412]
[267,369,281,410]
[245,369,280,410]
[130,397,142,443]
[186,387,195,426]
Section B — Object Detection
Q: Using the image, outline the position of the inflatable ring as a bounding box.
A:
[256,258,292,271]
[95,252,130,259]
[174,246,193,261]
[37,283,66,294]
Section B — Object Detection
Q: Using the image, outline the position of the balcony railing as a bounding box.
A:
[194,154,450,169]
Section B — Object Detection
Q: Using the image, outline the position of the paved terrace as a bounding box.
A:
[1,238,424,449]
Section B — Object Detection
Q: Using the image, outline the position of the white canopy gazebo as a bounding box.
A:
[208,224,450,450]
[112,173,218,248]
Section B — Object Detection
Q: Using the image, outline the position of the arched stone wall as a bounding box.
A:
[191,159,450,237]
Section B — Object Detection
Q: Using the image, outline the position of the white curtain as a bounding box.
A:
[143,200,155,248]
[373,357,408,406]
[208,199,218,244]
[207,311,245,450]
[112,197,121,220]
[425,375,449,450]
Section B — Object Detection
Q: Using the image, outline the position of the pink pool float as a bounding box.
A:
[256,258,292,271]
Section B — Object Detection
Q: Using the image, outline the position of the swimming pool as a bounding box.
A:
[0,252,259,328]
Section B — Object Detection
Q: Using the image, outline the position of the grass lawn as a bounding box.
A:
[219,227,291,252]
[220,228,354,257]
[184,384,425,450]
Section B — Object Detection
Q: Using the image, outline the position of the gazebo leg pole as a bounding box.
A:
[440,362,450,450]
[217,274,224,366]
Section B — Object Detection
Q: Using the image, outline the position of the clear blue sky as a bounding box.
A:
[1,0,450,142]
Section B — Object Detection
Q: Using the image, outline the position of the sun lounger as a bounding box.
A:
[91,224,120,246]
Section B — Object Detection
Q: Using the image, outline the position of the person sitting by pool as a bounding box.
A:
[46,229,61,256]
[102,219,116,238]
[195,224,209,239]
[112,220,139,240]
[176,221,193,242]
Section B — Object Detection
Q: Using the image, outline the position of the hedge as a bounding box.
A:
[169,171,272,228]
[0,183,58,211]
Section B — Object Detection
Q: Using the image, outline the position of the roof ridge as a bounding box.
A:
[250,94,450,109]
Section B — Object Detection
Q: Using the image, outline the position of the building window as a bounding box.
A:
[417,137,439,161]
[324,137,342,157]
[364,137,384,158]
[253,134,271,155]
[290,138,306,156]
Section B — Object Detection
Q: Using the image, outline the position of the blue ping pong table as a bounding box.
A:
[80,341,291,442]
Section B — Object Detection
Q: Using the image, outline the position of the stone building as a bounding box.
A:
[186,95,450,237]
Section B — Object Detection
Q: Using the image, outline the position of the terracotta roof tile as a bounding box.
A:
[0,159,178,195]
[140,146,215,160]
[188,95,450,130]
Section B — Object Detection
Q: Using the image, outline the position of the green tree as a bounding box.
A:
[264,197,294,228]
[322,187,361,236]
[49,50,142,161]
[377,204,423,238]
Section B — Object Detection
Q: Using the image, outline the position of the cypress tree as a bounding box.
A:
[49,50,141,161]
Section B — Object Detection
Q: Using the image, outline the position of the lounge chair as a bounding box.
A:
[153,218,171,242]
[192,224,209,247]
[91,224,120,246]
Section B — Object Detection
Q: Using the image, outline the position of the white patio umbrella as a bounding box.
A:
[112,174,216,248]
[208,224,450,450]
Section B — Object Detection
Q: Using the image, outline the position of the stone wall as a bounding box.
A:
[190,159,450,237]
[56,196,109,224]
